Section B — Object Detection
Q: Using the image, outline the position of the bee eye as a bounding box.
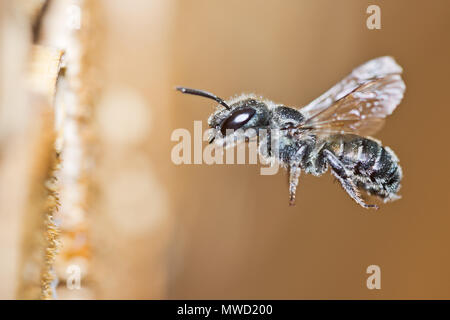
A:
[220,108,256,135]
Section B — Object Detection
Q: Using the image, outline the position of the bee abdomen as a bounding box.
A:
[363,145,402,199]
[329,136,402,200]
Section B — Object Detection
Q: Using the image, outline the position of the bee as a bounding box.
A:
[176,56,405,209]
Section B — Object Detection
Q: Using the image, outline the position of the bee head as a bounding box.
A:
[176,87,270,145]
[210,97,270,133]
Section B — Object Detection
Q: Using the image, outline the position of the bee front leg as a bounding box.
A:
[323,150,378,209]
[288,163,301,206]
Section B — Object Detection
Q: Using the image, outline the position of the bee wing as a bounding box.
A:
[299,56,405,136]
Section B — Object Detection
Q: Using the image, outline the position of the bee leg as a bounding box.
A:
[288,163,301,206]
[323,150,378,209]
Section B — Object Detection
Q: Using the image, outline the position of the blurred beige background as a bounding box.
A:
[168,0,450,299]
[1,0,450,299]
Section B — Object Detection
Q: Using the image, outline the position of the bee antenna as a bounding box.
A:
[176,86,231,110]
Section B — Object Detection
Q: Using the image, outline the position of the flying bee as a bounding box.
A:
[176,56,405,209]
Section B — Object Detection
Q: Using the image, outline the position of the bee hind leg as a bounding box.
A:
[323,150,378,210]
[288,163,301,206]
